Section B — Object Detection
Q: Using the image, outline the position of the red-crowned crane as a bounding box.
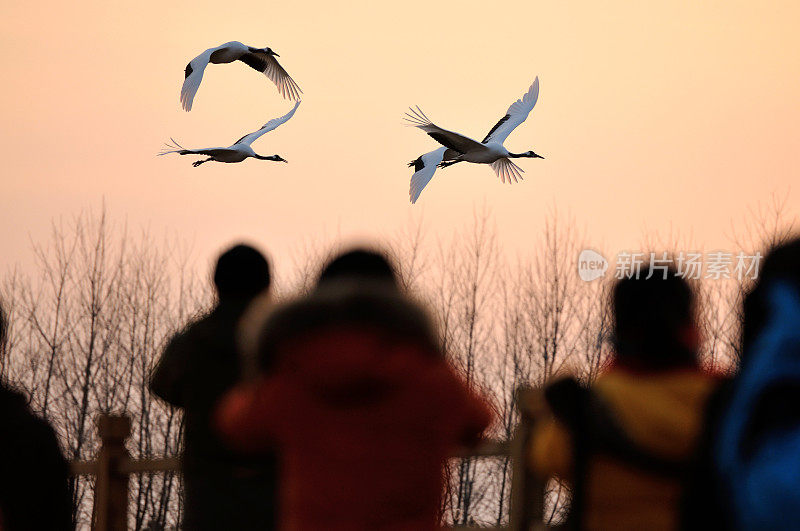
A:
[160,101,300,167]
[181,41,302,111]
[406,77,543,203]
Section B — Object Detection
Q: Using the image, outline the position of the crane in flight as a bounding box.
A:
[160,101,300,167]
[181,41,302,111]
[405,77,543,203]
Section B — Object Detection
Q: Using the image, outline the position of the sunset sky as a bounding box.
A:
[2,1,798,277]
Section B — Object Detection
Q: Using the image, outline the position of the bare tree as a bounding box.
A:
[430,208,499,526]
[3,196,794,528]
[386,218,429,293]
[2,208,205,528]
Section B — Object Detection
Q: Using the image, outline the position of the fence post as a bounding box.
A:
[509,387,545,531]
[92,414,131,531]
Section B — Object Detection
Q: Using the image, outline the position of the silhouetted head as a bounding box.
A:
[742,237,800,357]
[612,267,698,369]
[273,155,287,163]
[526,150,544,159]
[317,248,397,289]
[213,244,271,302]
[263,47,279,57]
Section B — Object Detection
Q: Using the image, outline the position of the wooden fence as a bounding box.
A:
[70,389,544,530]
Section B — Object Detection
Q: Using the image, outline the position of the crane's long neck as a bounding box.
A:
[254,154,285,162]
[509,151,544,159]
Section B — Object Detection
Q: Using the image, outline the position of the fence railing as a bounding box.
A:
[70,389,544,531]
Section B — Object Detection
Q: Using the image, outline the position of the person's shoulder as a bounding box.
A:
[598,361,724,383]
[0,384,64,451]
[166,308,217,344]
[0,383,30,418]
[411,358,480,404]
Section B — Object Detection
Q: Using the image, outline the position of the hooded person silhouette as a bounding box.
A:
[216,248,493,531]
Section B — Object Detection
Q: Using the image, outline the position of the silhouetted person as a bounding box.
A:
[740,239,800,363]
[216,248,493,531]
[150,244,277,530]
[0,304,73,530]
[527,268,721,531]
[704,238,800,529]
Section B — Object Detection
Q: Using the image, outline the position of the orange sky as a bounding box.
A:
[2,1,798,277]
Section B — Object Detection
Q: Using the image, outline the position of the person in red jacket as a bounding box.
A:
[216,249,493,530]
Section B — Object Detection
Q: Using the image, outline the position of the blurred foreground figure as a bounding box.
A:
[0,304,73,530]
[527,268,720,531]
[709,238,800,529]
[150,244,277,530]
[217,249,493,531]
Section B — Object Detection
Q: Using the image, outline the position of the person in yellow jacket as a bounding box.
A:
[527,268,722,531]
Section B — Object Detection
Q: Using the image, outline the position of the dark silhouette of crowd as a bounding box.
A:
[0,303,73,529]
[2,238,800,530]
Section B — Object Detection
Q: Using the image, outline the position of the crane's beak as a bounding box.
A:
[270,51,280,57]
